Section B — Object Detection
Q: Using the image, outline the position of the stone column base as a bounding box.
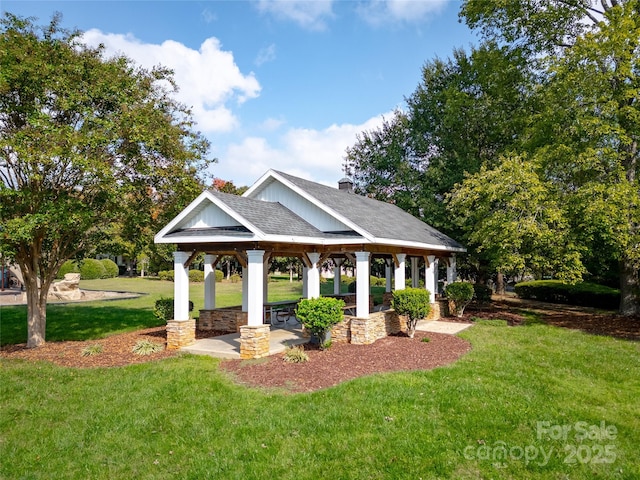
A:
[240,325,270,359]
[166,319,196,350]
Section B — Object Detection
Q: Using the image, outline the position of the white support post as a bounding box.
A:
[385,258,393,293]
[411,257,419,288]
[394,253,406,292]
[246,250,265,326]
[306,253,321,299]
[302,266,309,298]
[333,258,344,295]
[173,251,190,320]
[447,255,457,284]
[355,251,370,318]
[425,255,436,303]
[241,266,248,312]
[204,254,217,310]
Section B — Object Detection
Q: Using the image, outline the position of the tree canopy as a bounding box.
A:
[0,13,214,346]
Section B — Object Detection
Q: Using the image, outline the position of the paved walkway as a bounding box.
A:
[181,327,307,359]
[416,320,474,334]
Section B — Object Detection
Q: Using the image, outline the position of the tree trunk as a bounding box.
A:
[24,271,47,348]
[619,258,639,316]
[495,271,506,296]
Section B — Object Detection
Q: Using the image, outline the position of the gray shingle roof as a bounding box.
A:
[274,171,464,250]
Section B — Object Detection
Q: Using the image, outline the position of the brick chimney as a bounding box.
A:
[338,177,353,192]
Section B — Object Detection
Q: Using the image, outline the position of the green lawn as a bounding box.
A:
[1,279,639,479]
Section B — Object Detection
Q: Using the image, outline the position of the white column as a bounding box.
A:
[241,266,248,312]
[356,251,370,318]
[447,255,457,284]
[411,257,419,288]
[306,253,321,299]
[246,250,265,326]
[425,255,436,303]
[333,258,343,295]
[302,266,309,298]
[204,254,217,310]
[173,251,190,320]
[394,253,406,291]
[385,258,393,293]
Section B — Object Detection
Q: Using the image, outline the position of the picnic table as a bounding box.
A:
[264,299,300,328]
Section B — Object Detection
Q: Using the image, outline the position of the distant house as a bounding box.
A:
[155,170,465,356]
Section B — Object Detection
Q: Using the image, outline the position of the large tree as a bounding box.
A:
[0,14,213,347]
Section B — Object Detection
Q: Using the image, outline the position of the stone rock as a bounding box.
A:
[49,273,83,300]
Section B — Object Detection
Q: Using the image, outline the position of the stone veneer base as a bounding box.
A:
[166,319,196,350]
[239,325,271,359]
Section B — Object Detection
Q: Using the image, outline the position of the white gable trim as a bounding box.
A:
[244,170,375,242]
[154,191,267,243]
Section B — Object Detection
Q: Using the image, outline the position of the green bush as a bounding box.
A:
[230,273,241,284]
[295,297,345,349]
[57,260,79,279]
[100,259,119,278]
[158,270,174,281]
[392,288,431,338]
[189,270,204,282]
[154,297,174,322]
[79,259,107,280]
[473,283,493,304]
[283,345,309,363]
[132,340,164,356]
[445,282,474,317]
[514,280,620,309]
[215,269,224,282]
[347,280,357,293]
[405,278,425,288]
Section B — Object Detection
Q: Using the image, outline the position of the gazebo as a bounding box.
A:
[154,170,465,358]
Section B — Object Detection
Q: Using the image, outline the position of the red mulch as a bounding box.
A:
[2,297,638,392]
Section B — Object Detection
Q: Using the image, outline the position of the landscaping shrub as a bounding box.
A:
[283,345,309,363]
[154,297,174,322]
[100,259,119,278]
[57,260,78,279]
[405,278,425,288]
[189,270,204,282]
[230,273,241,284]
[445,282,474,317]
[79,259,107,280]
[295,297,345,349]
[347,280,357,293]
[81,344,103,357]
[514,280,620,309]
[215,269,224,282]
[392,288,431,338]
[473,283,493,304]
[158,270,174,281]
[132,340,164,356]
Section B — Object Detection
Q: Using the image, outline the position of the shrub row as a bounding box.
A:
[57,259,119,280]
[514,280,620,309]
[157,269,223,283]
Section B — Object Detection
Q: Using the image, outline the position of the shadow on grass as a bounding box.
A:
[0,303,164,346]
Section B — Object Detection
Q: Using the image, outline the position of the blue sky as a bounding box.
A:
[3,1,477,187]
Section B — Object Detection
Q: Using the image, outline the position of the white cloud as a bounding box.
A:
[260,117,286,131]
[81,30,261,133]
[255,0,335,31]
[255,43,277,66]
[219,113,390,187]
[357,0,449,27]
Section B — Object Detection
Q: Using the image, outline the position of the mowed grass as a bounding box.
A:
[1,279,639,479]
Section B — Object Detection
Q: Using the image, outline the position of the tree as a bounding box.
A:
[0,14,213,347]
[391,288,431,338]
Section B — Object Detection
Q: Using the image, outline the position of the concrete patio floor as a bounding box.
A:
[416,320,474,334]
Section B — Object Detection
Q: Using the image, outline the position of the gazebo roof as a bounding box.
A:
[155,169,465,254]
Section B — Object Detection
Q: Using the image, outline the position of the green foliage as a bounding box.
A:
[473,319,508,327]
[420,336,430,343]
[79,259,107,280]
[283,345,309,363]
[229,273,241,284]
[189,270,204,283]
[158,270,174,282]
[0,13,212,346]
[215,269,224,282]
[295,297,344,348]
[392,288,431,338]
[153,297,174,322]
[131,339,164,356]
[472,283,493,303]
[80,344,103,357]
[514,280,620,310]
[347,280,357,293]
[445,282,475,317]
[100,259,119,278]
[56,260,79,279]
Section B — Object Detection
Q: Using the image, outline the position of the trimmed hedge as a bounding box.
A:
[100,259,119,278]
[473,284,493,304]
[189,270,204,283]
[79,259,107,280]
[57,260,79,279]
[514,280,620,309]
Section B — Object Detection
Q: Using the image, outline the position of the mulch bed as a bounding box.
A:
[2,298,639,392]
